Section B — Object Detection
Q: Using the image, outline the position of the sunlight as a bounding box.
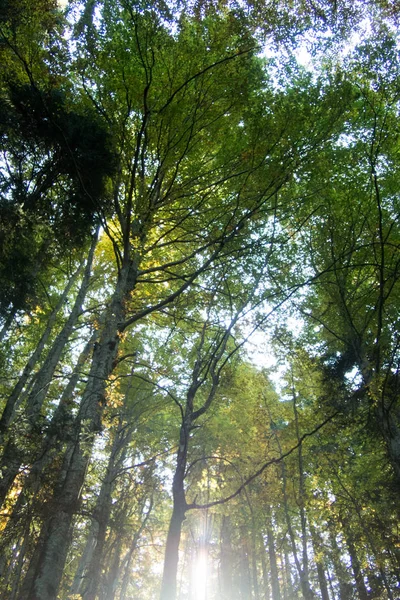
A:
[192,550,208,600]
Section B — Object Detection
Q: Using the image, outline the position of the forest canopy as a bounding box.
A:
[0,1,399,599]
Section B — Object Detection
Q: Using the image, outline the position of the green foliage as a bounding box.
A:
[1,2,400,599]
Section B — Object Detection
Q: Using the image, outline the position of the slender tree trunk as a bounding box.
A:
[283,545,297,600]
[101,538,123,600]
[81,418,130,600]
[0,239,96,509]
[342,524,369,600]
[70,521,99,597]
[260,534,271,600]
[220,515,235,600]
[239,525,252,600]
[160,415,190,600]
[10,533,29,600]
[26,230,98,423]
[327,523,352,600]
[279,458,314,600]
[19,259,137,600]
[309,523,330,600]
[160,502,187,600]
[0,331,96,558]
[119,503,153,600]
[375,403,400,484]
[292,385,315,600]
[0,259,84,439]
[251,528,260,600]
[265,508,281,600]
[0,305,17,343]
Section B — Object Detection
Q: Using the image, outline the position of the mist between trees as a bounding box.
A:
[0,1,399,599]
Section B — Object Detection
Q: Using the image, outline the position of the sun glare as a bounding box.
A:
[192,550,208,600]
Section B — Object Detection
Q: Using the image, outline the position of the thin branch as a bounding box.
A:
[186,411,338,510]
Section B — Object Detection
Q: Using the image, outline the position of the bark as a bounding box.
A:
[220,516,235,600]
[101,539,123,600]
[327,524,352,600]
[160,502,187,600]
[342,524,369,600]
[0,240,96,509]
[279,457,314,600]
[270,389,314,600]
[0,333,96,562]
[239,525,252,600]
[0,305,17,343]
[19,258,137,600]
[0,260,83,439]
[283,546,297,600]
[70,522,99,597]
[18,438,88,600]
[119,501,153,600]
[160,423,189,600]
[26,230,98,423]
[309,523,330,600]
[265,508,281,600]
[80,416,131,600]
[260,534,271,600]
[375,403,400,484]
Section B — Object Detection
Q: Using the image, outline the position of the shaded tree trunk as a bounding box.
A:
[260,534,271,600]
[220,515,235,600]
[18,259,137,600]
[310,523,330,600]
[0,259,84,439]
[160,423,189,600]
[265,508,281,600]
[0,242,95,511]
[342,523,369,600]
[327,523,352,600]
[239,525,252,600]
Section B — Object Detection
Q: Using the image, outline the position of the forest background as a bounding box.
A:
[0,1,400,599]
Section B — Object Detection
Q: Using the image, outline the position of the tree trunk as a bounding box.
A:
[160,503,187,600]
[81,416,130,600]
[220,515,235,600]
[260,534,271,600]
[19,259,136,600]
[283,545,297,600]
[327,523,352,600]
[375,403,400,484]
[160,416,190,600]
[26,230,98,423]
[0,305,17,343]
[239,525,252,600]
[342,524,369,600]
[0,259,83,439]
[310,523,330,600]
[265,508,281,600]
[0,239,96,509]
[119,504,153,600]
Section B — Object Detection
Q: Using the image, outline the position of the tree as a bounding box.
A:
[1,1,400,599]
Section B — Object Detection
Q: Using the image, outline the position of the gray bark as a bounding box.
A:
[119,498,153,600]
[26,230,98,423]
[220,516,235,600]
[327,524,352,600]
[159,417,189,600]
[0,306,17,343]
[310,524,330,600]
[19,258,137,600]
[265,508,281,600]
[79,417,131,600]
[260,534,271,600]
[0,260,84,439]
